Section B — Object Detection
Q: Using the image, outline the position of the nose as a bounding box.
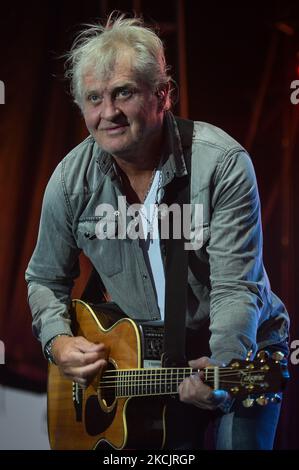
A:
[100,96,120,120]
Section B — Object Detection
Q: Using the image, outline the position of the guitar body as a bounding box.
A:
[47,300,166,450]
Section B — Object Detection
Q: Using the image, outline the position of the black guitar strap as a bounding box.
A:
[162,117,194,368]
[81,267,107,304]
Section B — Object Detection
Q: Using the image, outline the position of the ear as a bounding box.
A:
[156,83,170,112]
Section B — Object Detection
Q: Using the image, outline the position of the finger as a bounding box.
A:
[73,349,107,366]
[74,357,107,375]
[72,377,88,387]
[74,337,106,353]
[58,346,107,367]
[81,342,106,353]
[189,356,211,369]
[66,358,107,382]
[178,373,201,398]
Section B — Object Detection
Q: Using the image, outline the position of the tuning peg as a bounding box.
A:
[245,384,255,392]
[246,349,253,361]
[257,350,269,362]
[256,395,269,406]
[270,394,282,404]
[271,351,285,363]
[231,361,240,369]
[242,397,255,408]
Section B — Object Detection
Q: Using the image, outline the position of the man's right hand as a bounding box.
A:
[51,335,108,386]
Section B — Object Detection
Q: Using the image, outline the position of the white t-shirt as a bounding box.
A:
[138,170,165,320]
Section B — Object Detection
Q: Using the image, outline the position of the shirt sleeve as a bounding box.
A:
[25,161,81,351]
[207,149,266,364]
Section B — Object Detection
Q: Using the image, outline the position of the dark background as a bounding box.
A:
[0,0,298,449]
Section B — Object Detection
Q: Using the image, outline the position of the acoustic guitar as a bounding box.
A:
[47,299,289,450]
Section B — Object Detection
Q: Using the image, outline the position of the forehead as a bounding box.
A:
[83,49,141,92]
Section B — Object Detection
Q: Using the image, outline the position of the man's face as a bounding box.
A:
[82,53,164,161]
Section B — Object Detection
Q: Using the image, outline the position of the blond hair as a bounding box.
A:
[65,12,172,108]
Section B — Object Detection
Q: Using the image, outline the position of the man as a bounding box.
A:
[25,13,289,449]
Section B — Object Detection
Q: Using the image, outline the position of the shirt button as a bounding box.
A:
[142,274,148,280]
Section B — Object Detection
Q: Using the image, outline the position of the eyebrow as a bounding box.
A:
[112,83,138,94]
[84,81,138,99]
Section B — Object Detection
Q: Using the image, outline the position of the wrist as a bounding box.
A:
[44,334,71,364]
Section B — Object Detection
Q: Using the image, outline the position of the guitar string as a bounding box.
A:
[101,369,267,377]
[101,375,268,384]
[97,380,250,390]
[99,371,265,382]
[101,369,266,374]
[96,372,270,390]
[97,376,270,387]
[97,375,265,385]
[99,369,269,378]
[97,381,269,391]
[102,367,270,373]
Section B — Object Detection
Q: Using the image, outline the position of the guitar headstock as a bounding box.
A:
[206,350,289,407]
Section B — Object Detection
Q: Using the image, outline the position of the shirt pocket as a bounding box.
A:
[77,217,123,277]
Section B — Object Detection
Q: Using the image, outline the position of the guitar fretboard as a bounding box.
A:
[102,367,196,397]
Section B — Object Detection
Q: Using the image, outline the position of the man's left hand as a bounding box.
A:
[178,356,229,410]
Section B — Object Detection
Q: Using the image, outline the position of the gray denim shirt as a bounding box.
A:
[25,112,289,364]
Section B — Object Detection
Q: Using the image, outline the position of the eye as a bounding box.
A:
[115,88,134,100]
[87,94,101,104]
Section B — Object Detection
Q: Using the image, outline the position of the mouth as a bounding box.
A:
[101,124,129,135]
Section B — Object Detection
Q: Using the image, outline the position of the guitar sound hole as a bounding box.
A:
[85,395,116,436]
[98,361,116,409]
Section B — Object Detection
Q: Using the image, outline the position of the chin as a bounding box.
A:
[100,140,137,158]
[109,149,135,161]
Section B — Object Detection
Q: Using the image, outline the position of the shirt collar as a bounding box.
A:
[160,111,188,186]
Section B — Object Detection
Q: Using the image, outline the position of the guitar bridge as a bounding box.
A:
[72,382,83,422]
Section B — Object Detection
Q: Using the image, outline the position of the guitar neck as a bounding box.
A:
[100,359,287,399]
[101,367,219,398]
